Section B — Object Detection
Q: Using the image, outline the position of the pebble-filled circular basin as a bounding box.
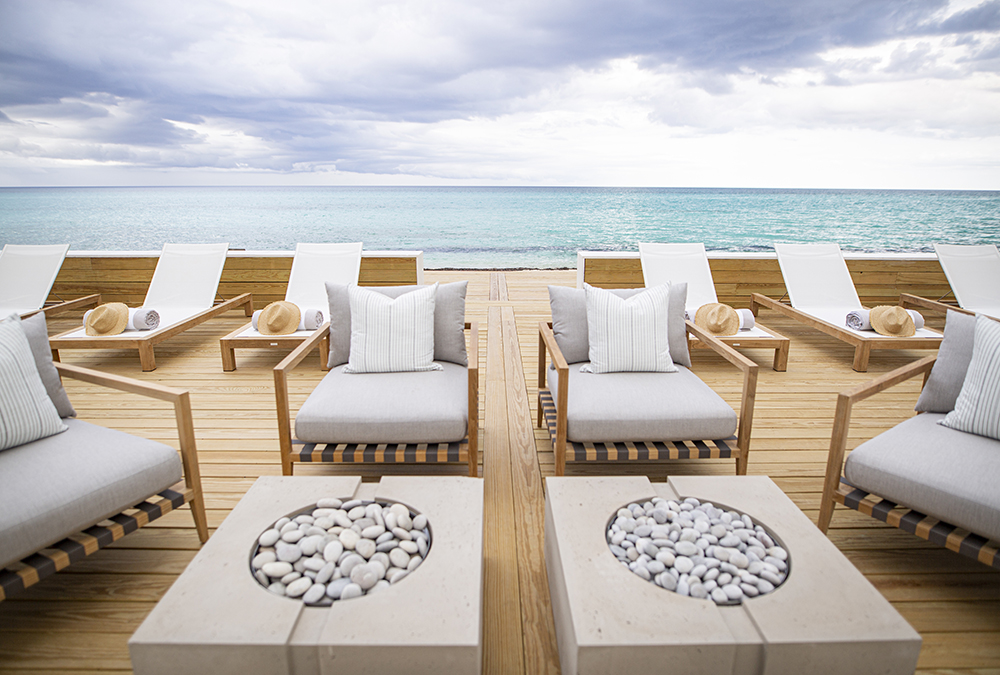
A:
[606,496,789,605]
[250,497,431,606]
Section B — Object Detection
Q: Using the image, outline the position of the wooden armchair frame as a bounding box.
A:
[818,355,999,569]
[274,322,480,477]
[537,320,758,476]
[0,363,209,600]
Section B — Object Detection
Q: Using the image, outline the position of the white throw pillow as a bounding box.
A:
[344,283,443,374]
[583,283,677,374]
[940,315,1000,441]
[0,314,67,451]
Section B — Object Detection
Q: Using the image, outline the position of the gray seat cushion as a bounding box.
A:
[549,363,737,443]
[844,413,1000,542]
[0,418,182,569]
[295,362,469,444]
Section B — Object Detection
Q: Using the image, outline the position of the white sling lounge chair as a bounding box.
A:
[900,244,1000,322]
[640,243,790,371]
[750,243,942,371]
[50,243,252,371]
[220,242,362,371]
[0,244,100,319]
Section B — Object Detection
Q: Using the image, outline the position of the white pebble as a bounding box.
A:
[258,529,281,547]
[340,583,363,600]
[339,529,360,550]
[262,561,293,578]
[285,577,312,598]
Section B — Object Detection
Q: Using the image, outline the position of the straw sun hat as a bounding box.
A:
[258,301,301,335]
[85,302,129,336]
[869,305,916,337]
[694,303,740,336]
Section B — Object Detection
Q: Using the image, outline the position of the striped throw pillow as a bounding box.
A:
[0,314,67,451]
[940,315,1000,441]
[344,283,443,374]
[582,283,677,374]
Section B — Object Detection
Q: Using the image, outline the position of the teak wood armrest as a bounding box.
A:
[538,322,569,473]
[54,362,209,543]
[687,320,759,474]
[818,354,938,533]
[274,322,331,475]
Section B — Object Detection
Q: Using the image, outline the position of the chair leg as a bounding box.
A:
[220,340,237,372]
[852,343,872,372]
[139,343,156,371]
[772,341,789,372]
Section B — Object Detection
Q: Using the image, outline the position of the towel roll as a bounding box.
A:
[129,308,159,331]
[908,309,925,330]
[299,308,325,331]
[737,308,755,331]
[252,307,325,332]
[846,309,871,331]
[85,307,159,331]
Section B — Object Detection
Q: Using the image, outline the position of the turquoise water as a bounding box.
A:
[1,186,997,268]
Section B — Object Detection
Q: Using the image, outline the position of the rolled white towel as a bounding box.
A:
[299,308,324,331]
[908,309,925,330]
[737,308,755,331]
[251,309,263,331]
[84,307,159,331]
[846,309,871,331]
[128,307,159,331]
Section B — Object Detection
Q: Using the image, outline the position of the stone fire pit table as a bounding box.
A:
[129,475,483,675]
[546,475,921,675]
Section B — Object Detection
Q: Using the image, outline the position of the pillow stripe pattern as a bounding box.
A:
[941,314,1000,441]
[583,283,677,374]
[0,315,67,451]
[344,283,442,374]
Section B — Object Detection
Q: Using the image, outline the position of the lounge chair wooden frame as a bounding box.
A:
[0,362,209,600]
[638,243,791,371]
[50,293,253,371]
[220,242,362,371]
[21,293,102,319]
[274,322,480,477]
[818,355,999,569]
[537,320,758,476]
[750,292,942,372]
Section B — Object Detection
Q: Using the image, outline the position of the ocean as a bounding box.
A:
[1,186,997,268]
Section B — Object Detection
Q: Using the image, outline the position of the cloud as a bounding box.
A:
[0,0,998,184]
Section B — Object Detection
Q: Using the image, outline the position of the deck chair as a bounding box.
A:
[0,244,100,319]
[818,310,999,570]
[538,283,758,476]
[639,243,790,371]
[274,281,479,477]
[49,243,253,371]
[220,243,362,371]
[900,244,1000,322]
[750,243,942,371]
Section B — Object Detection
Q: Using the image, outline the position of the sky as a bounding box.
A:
[1,0,1000,189]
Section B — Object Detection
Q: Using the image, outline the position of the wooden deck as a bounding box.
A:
[2,265,999,674]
